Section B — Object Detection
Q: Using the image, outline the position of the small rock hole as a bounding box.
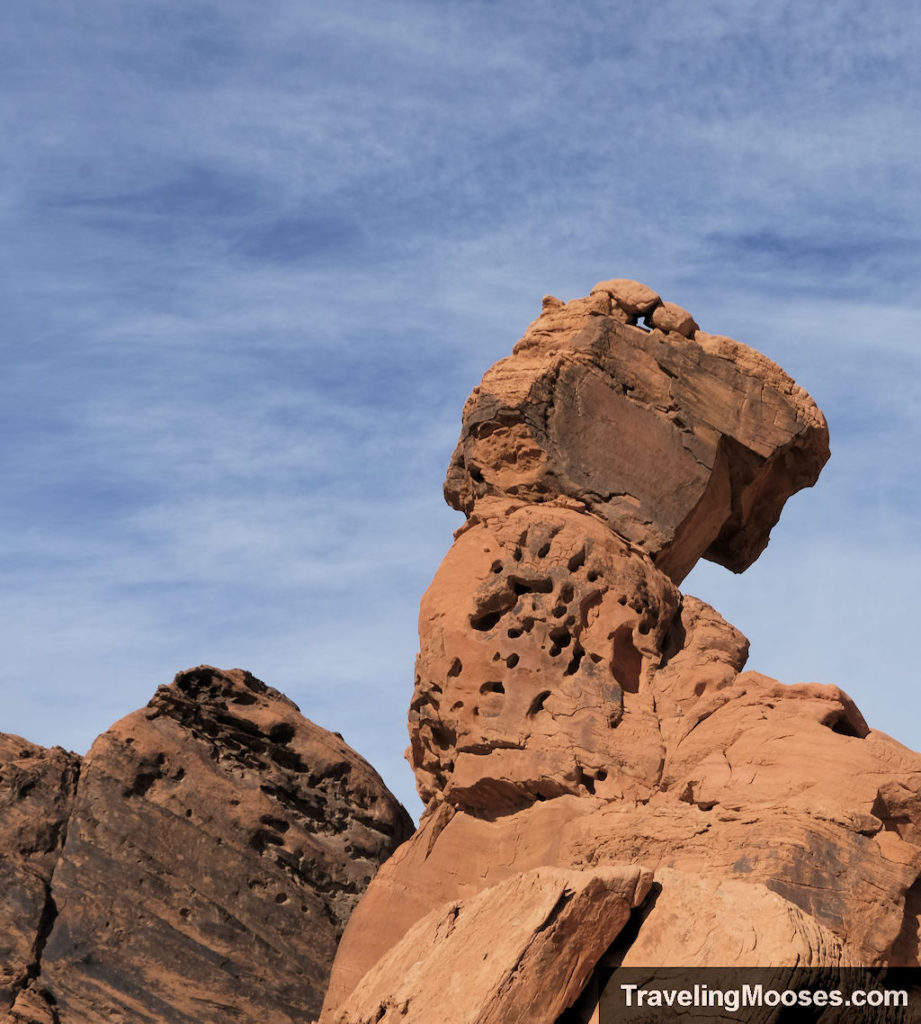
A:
[564,643,585,676]
[471,610,502,631]
[611,625,642,693]
[259,815,290,833]
[528,691,552,716]
[568,548,586,572]
[511,577,553,595]
[268,722,296,744]
[549,626,572,648]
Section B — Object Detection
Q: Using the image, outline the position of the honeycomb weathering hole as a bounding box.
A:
[568,548,586,572]
[528,691,552,716]
[611,625,642,693]
[471,610,502,631]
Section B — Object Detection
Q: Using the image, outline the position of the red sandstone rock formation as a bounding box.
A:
[318,281,921,1024]
[0,737,79,1016]
[444,278,829,583]
[2,667,412,1024]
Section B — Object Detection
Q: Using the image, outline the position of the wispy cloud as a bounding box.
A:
[2,0,920,817]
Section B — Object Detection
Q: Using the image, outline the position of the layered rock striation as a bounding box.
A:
[319,281,921,1024]
[2,667,413,1024]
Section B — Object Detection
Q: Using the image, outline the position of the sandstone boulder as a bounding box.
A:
[325,695,921,1010]
[444,281,829,582]
[321,866,650,1024]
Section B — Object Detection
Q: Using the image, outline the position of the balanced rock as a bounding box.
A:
[5,667,413,1024]
[320,281,921,1024]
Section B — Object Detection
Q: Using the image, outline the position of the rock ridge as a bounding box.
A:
[1,666,413,1024]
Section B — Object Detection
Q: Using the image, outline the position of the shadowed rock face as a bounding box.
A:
[319,282,921,1024]
[2,667,413,1024]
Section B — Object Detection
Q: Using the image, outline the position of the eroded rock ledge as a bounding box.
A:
[1,667,413,1024]
[319,281,921,1024]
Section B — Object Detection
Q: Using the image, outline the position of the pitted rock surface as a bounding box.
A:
[410,500,678,810]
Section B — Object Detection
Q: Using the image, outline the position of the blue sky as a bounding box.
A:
[3,0,919,817]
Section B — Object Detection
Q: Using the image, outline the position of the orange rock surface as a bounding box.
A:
[0,736,78,1016]
[319,281,921,1024]
[2,667,413,1024]
[444,280,829,583]
[330,865,650,1024]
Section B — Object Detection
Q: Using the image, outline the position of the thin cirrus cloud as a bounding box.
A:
[2,0,920,816]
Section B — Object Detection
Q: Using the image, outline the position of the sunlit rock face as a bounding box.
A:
[1,667,414,1024]
[320,281,921,1024]
[410,500,679,812]
[445,278,829,584]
